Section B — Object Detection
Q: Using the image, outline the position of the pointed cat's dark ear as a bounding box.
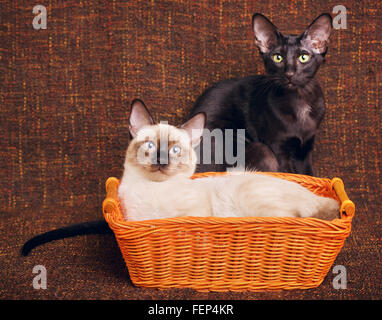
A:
[181,113,206,148]
[252,13,281,53]
[301,13,332,55]
[129,99,154,138]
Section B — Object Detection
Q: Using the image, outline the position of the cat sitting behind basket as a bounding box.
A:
[118,99,339,221]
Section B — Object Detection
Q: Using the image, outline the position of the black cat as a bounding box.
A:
[191,13,332,175]
[21,13,333,256]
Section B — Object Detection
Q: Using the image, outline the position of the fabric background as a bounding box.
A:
[0,0,381,299]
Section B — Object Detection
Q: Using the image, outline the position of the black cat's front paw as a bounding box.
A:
[245,142,279,172]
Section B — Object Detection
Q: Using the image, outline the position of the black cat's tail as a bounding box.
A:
[21,220,112,256]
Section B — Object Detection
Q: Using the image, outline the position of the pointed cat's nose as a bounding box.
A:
[157,150,169,166]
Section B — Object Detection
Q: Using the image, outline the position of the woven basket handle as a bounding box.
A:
[102,177,120,216]
[331,178,355,218]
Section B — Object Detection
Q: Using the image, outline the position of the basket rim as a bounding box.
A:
[102,171,354,236]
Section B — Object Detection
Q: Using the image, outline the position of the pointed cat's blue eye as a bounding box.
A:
[145,141,156,151]
[170,145,181,155]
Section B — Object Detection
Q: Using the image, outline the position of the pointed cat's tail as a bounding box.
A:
[21,220,112,256]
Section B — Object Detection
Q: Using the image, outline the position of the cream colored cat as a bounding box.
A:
[118,99,339,221]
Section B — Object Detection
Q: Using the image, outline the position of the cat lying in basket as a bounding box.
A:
[21,99,339,256]
[118,99,339,221]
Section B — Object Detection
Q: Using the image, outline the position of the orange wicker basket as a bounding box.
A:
[102,172,355,292]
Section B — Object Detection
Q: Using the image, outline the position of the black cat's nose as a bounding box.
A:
[285,72,294,80]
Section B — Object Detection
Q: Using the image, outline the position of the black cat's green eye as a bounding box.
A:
[298,54,310,63]
[272,54,283,63]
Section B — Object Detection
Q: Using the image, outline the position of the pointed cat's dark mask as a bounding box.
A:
[252,13,332,88]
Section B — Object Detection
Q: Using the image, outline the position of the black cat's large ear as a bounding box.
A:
[301,13,332,55]
[129,99,154,138]
[252,13,281,53]
[181,113,206,148]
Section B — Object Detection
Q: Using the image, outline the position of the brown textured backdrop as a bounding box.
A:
[0,0,381,299]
